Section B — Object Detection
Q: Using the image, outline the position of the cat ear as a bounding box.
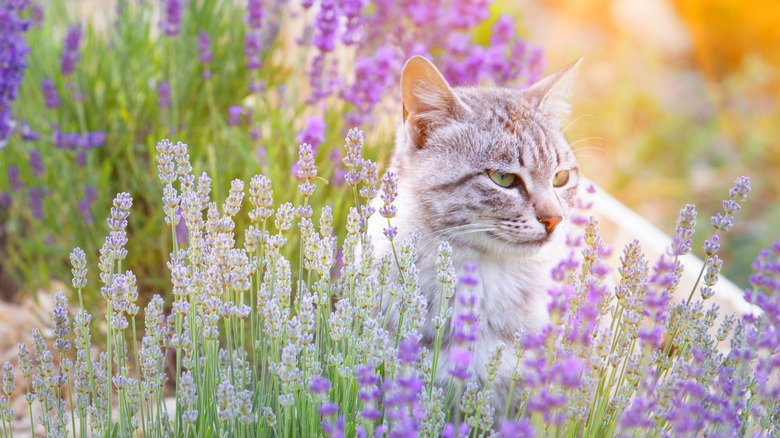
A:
[526,57,582,119]
[400,55,463,146]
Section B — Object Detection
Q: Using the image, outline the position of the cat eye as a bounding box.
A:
[553,170,569,187]
[488,170,519,188]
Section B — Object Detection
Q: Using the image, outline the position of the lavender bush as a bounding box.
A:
[1,136,777,437]
[0,0,544,309]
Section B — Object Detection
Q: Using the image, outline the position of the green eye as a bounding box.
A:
[553,170,570,187]
[488,170,518,188]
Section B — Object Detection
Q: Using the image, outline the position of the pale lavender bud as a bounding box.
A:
[70,247,87,290]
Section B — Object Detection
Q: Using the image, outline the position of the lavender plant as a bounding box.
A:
[0,0,544,311]
[2,134,777,437]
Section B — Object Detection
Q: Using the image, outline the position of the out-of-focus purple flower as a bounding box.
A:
[28,187,44,219]
[490,14,516,45]
[497,418,536,437]
[339,0,366,45]
[197,30,213,64]
[255,144,266,165]
[228,105,243,126]
[312,0,338,52]
[77,198,93,225]
[310,375,331,394]
[448,345,472,380]
[87,130,106,148]
[397,335,420,364]
[296,114,326,150]
[31,3,43,27]
[76,150,87,166]
[28,148,45,176]
[60,25,82,76]
[85,185,97,203]
[7,165,22,192]
[158,81,171,109]
[40,78,60,109]
[321,415,344,438]
[328,148,346,186]
[341,45,401,126]
[19,119,39,141]
[249,81,265,94]
[0,0,32,142]
[0,192,10,209]
[445,0,490,30]
[244,32,262,70]
[161,0,182,36]
[246,0,264,30]
[318,402,339,416]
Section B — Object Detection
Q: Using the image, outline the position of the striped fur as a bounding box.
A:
[368,56,582,413]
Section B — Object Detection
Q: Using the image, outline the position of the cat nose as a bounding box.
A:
[539,216,562,234]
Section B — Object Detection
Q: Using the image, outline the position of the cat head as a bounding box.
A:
[393,55,582,257]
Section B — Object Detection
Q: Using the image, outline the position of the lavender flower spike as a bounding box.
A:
[60,24,82,76]
[197,30,213,64]
[0,0,32,142]
[161,0,182,36]
[41,78,61,109]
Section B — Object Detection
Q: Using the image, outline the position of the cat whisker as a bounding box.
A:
[570,137,605,147]
[563,113,594,133]
[420,224,500,253]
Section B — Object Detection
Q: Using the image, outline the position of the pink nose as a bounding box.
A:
[539,216,562,234]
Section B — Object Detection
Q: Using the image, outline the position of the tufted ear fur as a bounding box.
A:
[400,56,464,147]
[524,57,582,120]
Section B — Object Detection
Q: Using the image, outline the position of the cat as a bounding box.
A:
[366,55,582,412]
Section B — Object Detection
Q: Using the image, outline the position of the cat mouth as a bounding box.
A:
[485,230,551,247]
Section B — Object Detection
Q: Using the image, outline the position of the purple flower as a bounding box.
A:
[7,165,22,192]
[310,375,331,394]
[490,14,517,45]
[19,119,39,141]
[255,144,267,165]
[296,114,326,150]
[341,45,401,126]
[447,345,473,380]
[497,418,535,437]
[249,81,265,94]
[161,0,182,36]
[196,30,213,64]
[175,209,188,244]
[85,184,97,203]
[158,81,171,109]
[28,187,44,219]
[312,0,338,52]
[459,262,479,286]
[28,148,45,176]
[0,0,32,142]
[397,335,420,364]
[87,130,106,148]
[31,3,43,27]
[0,192,10,209]
[40,78,60,109]
[76,149,87,166]
[228,105,243,126]
[318,402,339,416]
[246,0,264,30]
[321,415,344,438]
[60,25,82,76]
[77,198,93,225]
[244,32,262,70]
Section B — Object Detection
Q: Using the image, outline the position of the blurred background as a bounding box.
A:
[0,0,777,309]
[508,0,779,286]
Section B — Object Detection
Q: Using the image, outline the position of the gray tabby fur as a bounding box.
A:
[367,55,582,412]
